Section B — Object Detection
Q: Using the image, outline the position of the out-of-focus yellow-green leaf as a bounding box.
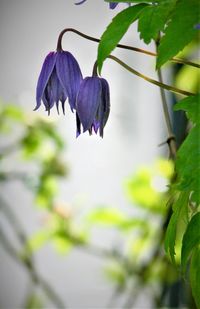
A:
[154,159,174,179]
[36,176,58,208]
[21,120,64,160]
[124,168,165,213]
[175,65,200,93]
[124,160,172,213]
[52,236,73,255]
[87,207,126,226]
[27,230,51,252]
[145,259,178,284]
[87,207,149,233]
[104,261,127,288]
[25,293,43,309]
[0,103,25,133]
[3,104,25,121]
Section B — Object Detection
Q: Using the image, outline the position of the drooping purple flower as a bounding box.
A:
[194,23,200,30]
[76,76,110,137]
[35,51,83,114]
[75,1,130,9]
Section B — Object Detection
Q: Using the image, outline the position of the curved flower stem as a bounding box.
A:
[56,28,200,69]
[108,55,195,97]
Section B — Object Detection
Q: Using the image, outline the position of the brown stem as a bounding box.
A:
[56,28,200,69]
[108,55,195,97]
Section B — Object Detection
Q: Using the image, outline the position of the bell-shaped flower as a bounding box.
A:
[76,76,110,137]
[35,51,83,114]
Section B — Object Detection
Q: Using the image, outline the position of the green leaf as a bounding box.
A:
[175,124,200,204]
[190,246,200,309]
[97,3,147,73]
[181,212,200,273]
[138,0,176,44]
[157,0,199,68]
[174,93,200,124]
[165,191,189,263]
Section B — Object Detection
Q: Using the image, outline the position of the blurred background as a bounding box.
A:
[0,0,199,308]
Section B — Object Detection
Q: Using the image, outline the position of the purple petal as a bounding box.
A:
[56,51,83,111]
[50,68,67,114]
[92,121,100,134]
[35,52,57,111]
[109,3,118,9]
[76,77,102,132]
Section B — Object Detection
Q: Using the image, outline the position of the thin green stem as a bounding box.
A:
[56,28,200,69]
[108,55,195,97]
[155,36,177,158]
[157,68,177,158]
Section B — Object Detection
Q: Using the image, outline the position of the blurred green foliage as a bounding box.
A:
[0,101,196,308]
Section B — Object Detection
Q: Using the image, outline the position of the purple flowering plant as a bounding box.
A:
[35,29,111,137]
[34,0,200,306]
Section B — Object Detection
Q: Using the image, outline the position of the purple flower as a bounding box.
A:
[76,76,110,137]
[35,51,83,115]
[109,3,119,9]
[75,1,129,9]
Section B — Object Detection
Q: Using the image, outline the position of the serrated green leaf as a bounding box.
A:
[181,212,200,273]
[175,124,200,204]
[138,0,176,44]
[174,93,200,124]
[157,0,199,68]
[165,191,189,263]
[190,246,200,309]
[97,3,147,73]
